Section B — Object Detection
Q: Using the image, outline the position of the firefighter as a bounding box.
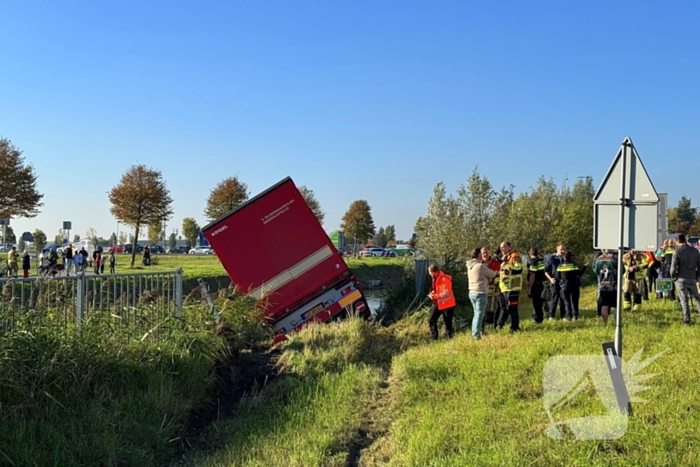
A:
[427,263,456,340]
[496,241,523,332]
[527,247,546,324]
[545,243,567,320]
[622,249,647,310]
[480,247,501,330]
[661,239,676,300]
[555,251,587,320]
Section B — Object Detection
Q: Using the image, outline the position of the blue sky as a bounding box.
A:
[1,1,699,243]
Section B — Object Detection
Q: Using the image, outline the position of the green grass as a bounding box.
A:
[113,254,406,287]
[183,287,700,466]
[0,292,268,467]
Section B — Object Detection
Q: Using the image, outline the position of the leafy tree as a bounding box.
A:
[108,164,174,267]
[553,177,595,262]
[0,138,44,220]
[33,229,47,252]
[373,227,388,248]
[73,234,80,243]
[511,176,559,252]
[118,232,127,246]
[148,222,163,246]
[204,176,249,221]
[384,225,396,247]
[109,232,117,246]
[182,217,200,248]
[414,182,465,266]
[668,196,696,234]
[168,232,177,250]
[86,228,98,246]
[55,228,65,245]
[18,237,25,252]
[457,168,496,249]
[340,200,375,254]
[486,185,516,251]
[298,185,325,225]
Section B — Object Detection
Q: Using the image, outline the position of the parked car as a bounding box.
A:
[167,245,190,254]
[123,244,144,254]
[149,245,165,254]
[359,247,396,257]
[189,246,214,255]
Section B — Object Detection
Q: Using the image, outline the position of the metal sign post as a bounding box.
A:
[63,221,72,245]
[594,137,659,358]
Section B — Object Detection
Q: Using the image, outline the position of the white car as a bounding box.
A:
[189,246,214,255]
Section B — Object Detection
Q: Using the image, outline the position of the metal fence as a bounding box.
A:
[0,269,183,340]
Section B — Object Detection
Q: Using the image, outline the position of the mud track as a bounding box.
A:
[177,345,282,453]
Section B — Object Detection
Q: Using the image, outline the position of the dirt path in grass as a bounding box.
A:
[176,345,282,453]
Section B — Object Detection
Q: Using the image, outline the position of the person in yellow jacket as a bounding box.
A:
[427,263,456,340]
[6,246,18,277]
[622,249,647,310]
[496,241,523,332]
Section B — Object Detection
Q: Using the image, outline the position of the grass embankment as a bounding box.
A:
[0,293,269,466]
[184,286,699,467]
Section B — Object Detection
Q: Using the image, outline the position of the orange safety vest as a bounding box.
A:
[432,271,456,310]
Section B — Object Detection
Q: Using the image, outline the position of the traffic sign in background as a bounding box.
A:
[593,137,659,251]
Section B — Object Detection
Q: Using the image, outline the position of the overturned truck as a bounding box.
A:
[202,177,371,345]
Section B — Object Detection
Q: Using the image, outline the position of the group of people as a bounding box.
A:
[5,246,32,278]
[425,234,700,340]
[427,240,532,341]
[54,244,117,276]
[595,234,700,325]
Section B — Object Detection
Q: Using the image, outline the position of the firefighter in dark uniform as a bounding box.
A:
[527,248,546,324]
[662,239,676,300]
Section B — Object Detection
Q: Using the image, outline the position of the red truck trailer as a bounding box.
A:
[201,177,371,345]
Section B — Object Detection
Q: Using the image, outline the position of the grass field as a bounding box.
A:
[6,255,695,466]
[113,254,407,288]
[184,286,700,467]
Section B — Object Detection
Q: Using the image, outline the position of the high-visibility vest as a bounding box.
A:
[499,252,523,292]
[432,272,456,310]
[663,247,675,263]
[528,257,546,285]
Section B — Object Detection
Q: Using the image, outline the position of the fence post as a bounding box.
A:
[174,268,183,317]
[76,272,85,333]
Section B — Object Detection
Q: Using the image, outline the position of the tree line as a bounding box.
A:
[414,169,595,266]
[668,196,700,236]
[0,136,605,268]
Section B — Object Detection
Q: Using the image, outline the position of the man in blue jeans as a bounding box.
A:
[467,248,498,339]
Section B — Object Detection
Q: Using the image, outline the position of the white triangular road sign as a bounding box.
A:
[594,137,659,204]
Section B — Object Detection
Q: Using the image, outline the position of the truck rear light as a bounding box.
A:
[340,286,352,296]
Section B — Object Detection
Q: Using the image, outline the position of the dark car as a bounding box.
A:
[167,245,190,254]
[149,245,165,254]
[123,244,144,254]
